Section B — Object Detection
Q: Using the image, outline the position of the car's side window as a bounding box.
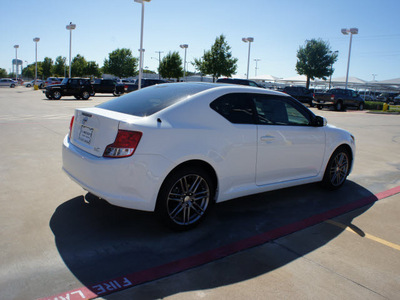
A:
[253,95,311,126]
[210,93,255,124]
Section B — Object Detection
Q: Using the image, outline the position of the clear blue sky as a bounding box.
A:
[1,0,399,81]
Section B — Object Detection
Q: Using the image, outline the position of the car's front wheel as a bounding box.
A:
[81,91,90,100]
[52,90,62,100]
[156,166,214,230]
[321,147,350,190]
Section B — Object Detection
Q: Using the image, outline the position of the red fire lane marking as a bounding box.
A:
[39,185,400,300]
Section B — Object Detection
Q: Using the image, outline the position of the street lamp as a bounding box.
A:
[33,38,40,86]
[180,44,188,82]
[328,50,338,89]
[254,58,261,77]
[341,28,358,89]
[14,45,19,80]
[134,0,151,90]
[66,22,76,78]
[242,37,254,79]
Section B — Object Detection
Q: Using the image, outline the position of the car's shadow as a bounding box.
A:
[50,181,375,299]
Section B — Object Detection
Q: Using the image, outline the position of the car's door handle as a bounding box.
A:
[260,135,275,142]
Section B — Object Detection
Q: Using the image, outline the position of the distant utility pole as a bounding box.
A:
[155,51,163,79]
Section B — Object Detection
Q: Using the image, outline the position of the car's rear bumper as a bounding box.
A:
[62,135,171,212]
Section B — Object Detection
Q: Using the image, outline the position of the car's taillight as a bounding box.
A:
[331,94,335,101]
[69,116,75,139]
[103,130,142,158]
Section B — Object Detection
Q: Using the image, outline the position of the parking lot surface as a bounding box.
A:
[0,87,399,300]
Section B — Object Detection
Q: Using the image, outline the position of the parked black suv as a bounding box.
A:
[282,86,314,106]
[216,78,264,88]
[44,78,94,100]
[92,79,125,96]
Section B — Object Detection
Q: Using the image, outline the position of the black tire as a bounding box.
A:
[321,147,351,190]
[52,90,62,100]
[335,101,343,111]
[156,166,215,230]
[74,95,81,100]
[81,90,90,100]
[317,105,322,110]
[10,84,15,88]
[45,93,53,100]
[359,103,364,110]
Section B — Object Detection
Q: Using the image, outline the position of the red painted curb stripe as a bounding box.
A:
[39,186,400,300]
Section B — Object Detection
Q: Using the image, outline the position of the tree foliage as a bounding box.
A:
[296,39,338,88]
[103,48,138,78]
[158,51,183,81]
[71,54,87,77]
[42,57,53,79]
[193,34,238,82]
[0,68,7,78]
[53,56,66,77]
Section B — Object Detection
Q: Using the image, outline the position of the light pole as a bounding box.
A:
[180,44,188,82]
[254,58,261,77]
[341,28,358,89]
[242,37,254,79]
[134,0,151,90]
[66,22,76,78]
[33,38,40,86]
[155,51,163,79]
[328,50,338,89]
[14,45,19,81]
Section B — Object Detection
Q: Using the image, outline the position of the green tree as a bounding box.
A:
[42,57,54,78]
[193,34,238,82]
[53,56,66,77]
[85,61,101,77]
[103,48,138,78]
[158,51,183,81]
[71,54,88,77]
[22,63,35,78]
[296,39,338,89]
[0,68,7,78]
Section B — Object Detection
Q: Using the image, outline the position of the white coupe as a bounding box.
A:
[63,83,355,230]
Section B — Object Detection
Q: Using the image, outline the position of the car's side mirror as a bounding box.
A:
[314,116,327,127]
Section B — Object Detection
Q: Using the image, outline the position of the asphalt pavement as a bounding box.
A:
[0,86,399,300]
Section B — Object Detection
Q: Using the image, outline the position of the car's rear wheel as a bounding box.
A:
[321,147,350,190]
[335,101,343,111]
[359,103,364,110]
[52,90,62,100]
[74,95,81,100]
[156,167,214,230]
[81,91,90,100]
[10,84,15,88]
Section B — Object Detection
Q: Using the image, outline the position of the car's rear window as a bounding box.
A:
[97,83,214,117]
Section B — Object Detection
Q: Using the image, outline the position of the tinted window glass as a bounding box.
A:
[210,93,255,124]
[252,95,311,126]
[98,83,213,117]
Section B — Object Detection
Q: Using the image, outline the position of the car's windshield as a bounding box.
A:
[97,83,214,117]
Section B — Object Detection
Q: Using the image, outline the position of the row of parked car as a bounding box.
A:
[43,77,167,100]
[216,78,400,110]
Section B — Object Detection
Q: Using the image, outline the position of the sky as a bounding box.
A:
[1,0,399,81]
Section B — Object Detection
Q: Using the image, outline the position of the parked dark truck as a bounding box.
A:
[44,78,94,100]
[313,88,365,111]
[92,79,125,96]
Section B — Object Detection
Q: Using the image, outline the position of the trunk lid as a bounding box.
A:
[70,107,138,157]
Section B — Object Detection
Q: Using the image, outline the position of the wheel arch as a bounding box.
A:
[157,159,219,204]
